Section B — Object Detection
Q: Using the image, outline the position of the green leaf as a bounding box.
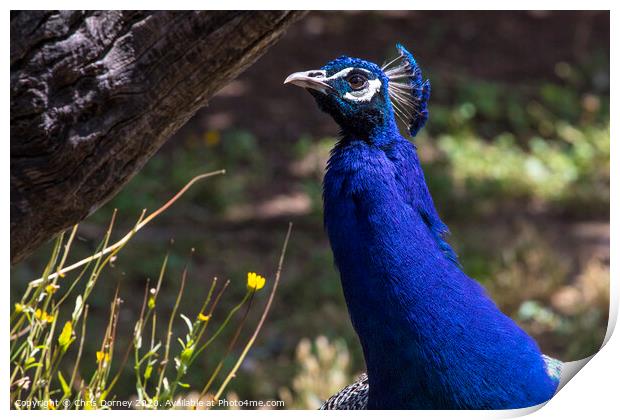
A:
[58,371,71,396]
[25,361,42,370]
[144,365,153,380]
[180,345,194,364]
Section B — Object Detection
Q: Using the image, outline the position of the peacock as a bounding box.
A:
[284,44,563,410]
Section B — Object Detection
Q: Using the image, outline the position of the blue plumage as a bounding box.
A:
[285,44,560,409]
[388,43,431,136]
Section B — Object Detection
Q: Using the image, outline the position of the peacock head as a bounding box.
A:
[284,44,431,139]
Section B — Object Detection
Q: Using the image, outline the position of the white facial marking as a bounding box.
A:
[324,67,382,103]
[325,67,356,81]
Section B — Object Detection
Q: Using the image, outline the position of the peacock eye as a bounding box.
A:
[347,74,368,91]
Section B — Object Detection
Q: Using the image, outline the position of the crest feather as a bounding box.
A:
[382,44,431,136]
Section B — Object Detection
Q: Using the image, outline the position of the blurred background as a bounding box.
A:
[12,11,609,408]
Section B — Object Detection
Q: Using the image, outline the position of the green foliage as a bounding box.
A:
[9,183,287,410]
[435,122,609,211]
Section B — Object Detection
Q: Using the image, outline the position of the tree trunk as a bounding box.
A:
[10,10,305,264]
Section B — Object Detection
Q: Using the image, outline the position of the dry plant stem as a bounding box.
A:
[19,211,120,406]
[192,280,231,352]
[16,224,76,325]
[15,234,66,403]
[133,255,169,401]
[159,249,195,397]
[210,222,293,404]
[11,236,60,402]
[155,266,188,401]
[189,278,219,351]
[10,325,31,341]
[23,230,64,302]
[191,278,219,340]
[56,224,79,276]
[198,292,255,399]
[209,281,231,316]
[26,312,60,403]
[28,170,226,286]
[52,218,113,312]
[69,306,89,397]
[146,313,157,391]
[90,288,121,402]
[198,278,219,321]
[107,280,152,394]
[191,281,240,364]
[11,232,64,339]
[98,289,122,402]
[53,255,96,312]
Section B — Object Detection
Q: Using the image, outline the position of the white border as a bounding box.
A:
[4,4,615,418]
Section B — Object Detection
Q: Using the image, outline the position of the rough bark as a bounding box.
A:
[10,10,306,264]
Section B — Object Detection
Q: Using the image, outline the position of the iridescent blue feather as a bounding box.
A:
[384,44,431,136]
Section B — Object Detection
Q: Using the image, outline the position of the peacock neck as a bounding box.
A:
[323,134,557,409]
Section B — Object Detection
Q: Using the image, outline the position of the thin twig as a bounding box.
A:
[155,266,188,400]
[210,222,293,403]
[70,305,89,394]
[29,170,226,286]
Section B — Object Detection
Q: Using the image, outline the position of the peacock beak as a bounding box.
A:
[284,70,333,93]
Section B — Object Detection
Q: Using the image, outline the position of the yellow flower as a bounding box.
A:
[58,321,74,351]
[34,309,54,322]
[197,313,211,322]
[14,303,24,314]
[45,284,58,295]
[96,351,110,364]
[203,130,221,147]
[147,288,157,309]
[246,272,266,292]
